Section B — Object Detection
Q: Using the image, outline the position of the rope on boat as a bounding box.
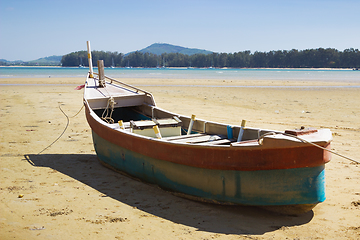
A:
[37,103,84,154]
[101,96,115,124]
[258,132,360,164]
[98,82,115,124]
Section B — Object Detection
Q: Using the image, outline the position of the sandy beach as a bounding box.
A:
[0,77,359,239]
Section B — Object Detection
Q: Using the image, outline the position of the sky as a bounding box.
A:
[0,0,359,61]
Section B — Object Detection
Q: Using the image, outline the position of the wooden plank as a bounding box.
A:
[87,95,145,109]
[107,122,131,131]
[85,85,145,100]
[122,122,131,129]
[170,135,223,144]
[98,60,105,87]
[163,133,205,141]
[153,118,180,126]
[199,138,234,145]
[230,140,259,147]
[130,120,156,129]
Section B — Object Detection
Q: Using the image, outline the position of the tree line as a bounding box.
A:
[61,48,360,68]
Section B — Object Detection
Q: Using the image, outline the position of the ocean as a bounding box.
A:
[1,67,359,84]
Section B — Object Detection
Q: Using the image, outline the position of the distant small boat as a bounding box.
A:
[83,42,332,214]
[79,57,85,68]
[188,61,193,69]
[125,60,131,69]
[162,57,166,68]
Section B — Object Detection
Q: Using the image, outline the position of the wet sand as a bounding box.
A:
[1,77,359,239]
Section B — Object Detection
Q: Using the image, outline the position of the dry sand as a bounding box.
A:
[0,77,359,239]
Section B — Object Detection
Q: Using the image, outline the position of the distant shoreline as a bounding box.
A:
[0,65,355,70]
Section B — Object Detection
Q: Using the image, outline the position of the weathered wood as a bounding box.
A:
[130,120,156,129]
[200,138,234,145]
[169,135,222,144]
[98,60,105,87]
[86,41,94,78]
[163,133,205,141]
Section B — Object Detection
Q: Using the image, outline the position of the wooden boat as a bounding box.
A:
[83,42,332,214]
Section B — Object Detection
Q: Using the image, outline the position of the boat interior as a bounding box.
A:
[85,75,274,146]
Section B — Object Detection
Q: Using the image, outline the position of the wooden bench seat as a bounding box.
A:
[199,138,235,145]
[165,134,228,144]
[127,117,182,138]
[162,133,205,141]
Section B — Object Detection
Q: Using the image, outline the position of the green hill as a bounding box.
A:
[135,43,213,55]
[2,44,213,66]
[0,55,62,66]
[28,55,62,65]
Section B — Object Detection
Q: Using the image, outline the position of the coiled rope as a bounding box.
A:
[258,132,359,164]
[37,103,84,154]
[101,97,115,124]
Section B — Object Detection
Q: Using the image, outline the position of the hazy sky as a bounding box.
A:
[1,0,359,61]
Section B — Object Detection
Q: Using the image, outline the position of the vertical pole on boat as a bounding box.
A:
[97,60,106,87]
[153,125,162,139]
[86,41,94,78]
[118,120,125,130]
[227,125,233,139]
[187,114,196,135]
[237,120,247,142]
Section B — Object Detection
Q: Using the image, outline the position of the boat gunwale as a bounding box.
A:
[86,100,331,148]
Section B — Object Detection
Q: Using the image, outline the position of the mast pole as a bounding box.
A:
[86,41,94,78]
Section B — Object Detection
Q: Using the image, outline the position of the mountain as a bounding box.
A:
[0,55,62,66]
[134,43,213,55]
[0,59,23,64]
[1,43,213,66]
[28,55,62,65]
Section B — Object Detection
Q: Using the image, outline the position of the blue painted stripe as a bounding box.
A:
[92,131,326,206]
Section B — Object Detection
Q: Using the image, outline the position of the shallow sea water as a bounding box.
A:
[1,67,359,86]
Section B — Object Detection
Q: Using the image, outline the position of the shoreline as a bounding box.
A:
[0,65,356,70]
[2,83,360,89]
[1,77,359,87]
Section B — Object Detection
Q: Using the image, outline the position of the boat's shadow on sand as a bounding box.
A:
[25,153,314,235]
